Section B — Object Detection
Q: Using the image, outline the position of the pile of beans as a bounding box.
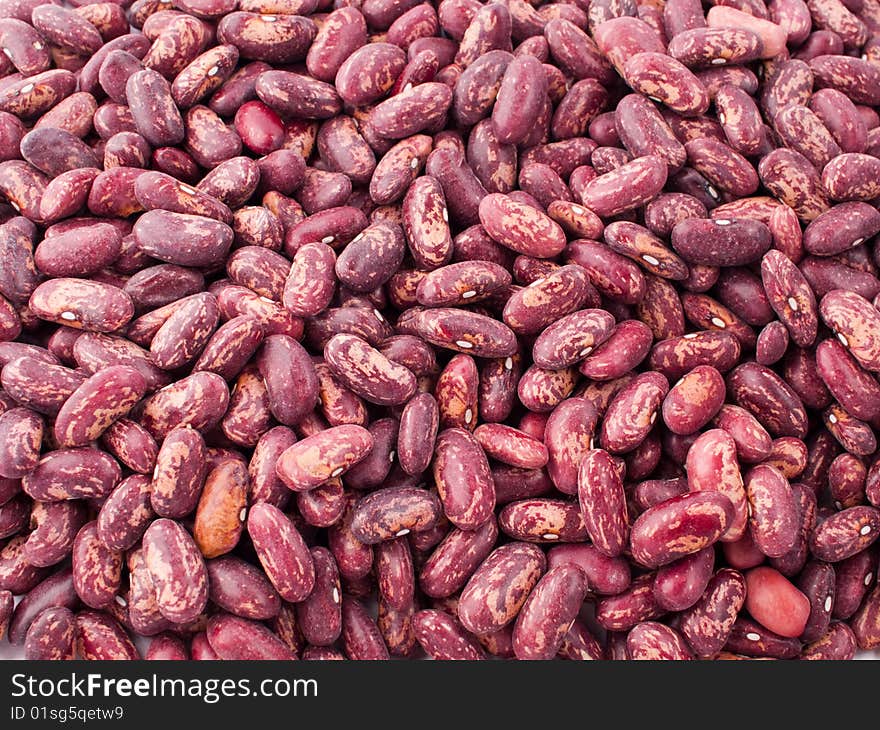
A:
[1,0,880,663]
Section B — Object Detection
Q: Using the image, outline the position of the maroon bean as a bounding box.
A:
[341,597,390,661]
[206,614,295,660]
[247,502,315,603]
[142,519,208,625]
[577,449,628,557]
[680,568,747,658]
[458,542,545,635]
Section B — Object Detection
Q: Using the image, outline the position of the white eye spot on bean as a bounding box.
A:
[837,332,849,347]
[261,14,277,20]
[860,525,872,535]
[464,408,473,424]
[835,501,843,510]
[462,290,477,299]
[504,357,513,370]
[649,411,657,424]
[19,83,34,94]
[851,237,864,247]
[542,533,559,540]
[332,587,340,603]
[711,317,726,328]
[153,465,160,480]
[717,113,726,125]
[711,58,727,65]
[456,340,473,349]
[374,308,385,322]
[707,185,719,200]
[642,254,660,266]
[115,595,127,607]
[395,528,410,537]
[207,65,219,77]
[648,96,661,103]
[389,450,395,463]
[8,201,18,211]
[866,573,873,586]
[824,596,832,612]
[578,346,593,358]
[60,311,77,321]
[787,297,798,312]
[746,632,761,641]
[409,158,419,169]
[259,296,274,304]
[1,48,10,59]
[330,467,344,478]
[33,42,43,50]
[180,184,196,195]
[828,412,838,424]
[239,507,247,522]
[442,208,449,224]
[529,277,545,287]
[321,235,334,244]
[571,205,584,215]
[715,219,732,226]
[684,333,698,339]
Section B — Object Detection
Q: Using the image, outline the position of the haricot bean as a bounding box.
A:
[0,0,879,664]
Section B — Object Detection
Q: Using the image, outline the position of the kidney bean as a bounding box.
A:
[600,372,668,454]
[75,610,139,661]
[743,463,798,561]
[677,568,746,658]
[653,547,715,613]
[744,566,811,638]
[142,518,208,625]
[193,458,247,559]
[810,506,880,561]
[630,491,735,568]
[95,475,153,554]
[595,574,663,632]
[801,621,857,659]
[276,424,373,493]
[207,613,295,660]
[795,560,836,643]
[324,332,416,407]
[509,564,587,660]
[627,622,693,661]
[577,449,628,558]
[662,365,725,436]
[150,426,206,520]
[542,397,597,496]
[339,596,389,660]
[290,547,341,646]
[350,487,442,545]
[247,502,315,603]
[820,289,880,373]
[23,606,74,660]
[456,542,544,635]
[72,521,121,610]
[498,498,587,543]
[727,362,810,439]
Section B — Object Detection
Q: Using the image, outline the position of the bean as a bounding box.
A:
[142,519,208,625]
[630,492,733,567]
[745,566,811,638]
